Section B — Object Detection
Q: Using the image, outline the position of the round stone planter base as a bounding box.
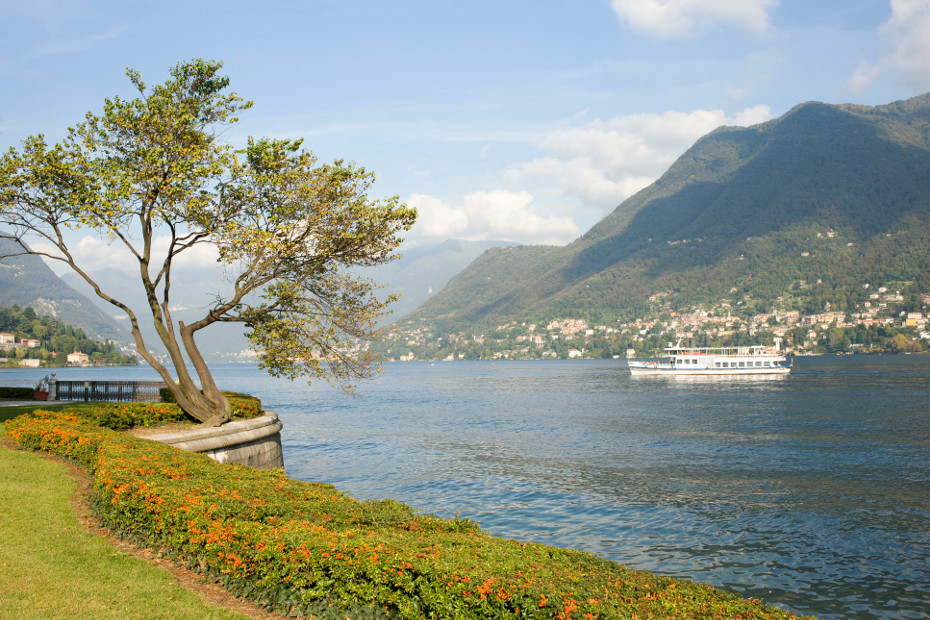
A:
[146,411,285,471]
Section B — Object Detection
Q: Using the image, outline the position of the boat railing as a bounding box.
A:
[666,345,776,356]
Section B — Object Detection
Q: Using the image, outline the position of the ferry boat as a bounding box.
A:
[628,343,792,376]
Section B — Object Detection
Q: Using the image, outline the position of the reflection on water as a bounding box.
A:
[634,372,790,385]
[3,357,928,619]
[273,356,930,620]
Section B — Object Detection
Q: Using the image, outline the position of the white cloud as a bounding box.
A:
[408,191,580,245]
[509,105,772,214]
[151,236,220,270]
[732,104,774,126]
[610,0,778,38]
[33,234,221,276]
[848,0,930,93]
[31,235,132,275]
[409,193,470,238]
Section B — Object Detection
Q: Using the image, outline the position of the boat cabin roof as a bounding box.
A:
[666,345,771,356]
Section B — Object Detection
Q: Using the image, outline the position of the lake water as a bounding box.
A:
[4,356,929,619]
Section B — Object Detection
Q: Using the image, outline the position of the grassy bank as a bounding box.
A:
[0,423,249,619]
[0,401,75,423]
[5,406,809,619]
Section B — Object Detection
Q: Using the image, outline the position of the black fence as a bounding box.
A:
[55,380,168,403]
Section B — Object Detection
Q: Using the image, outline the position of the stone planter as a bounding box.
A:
[146,412,285,471]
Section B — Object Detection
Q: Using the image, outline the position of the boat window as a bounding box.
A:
[738,361,746,368]
[715,362,721,368]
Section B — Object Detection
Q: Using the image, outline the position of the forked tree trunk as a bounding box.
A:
[129,319,232,427]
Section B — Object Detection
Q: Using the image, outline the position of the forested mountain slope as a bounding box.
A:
[406,94,930,333]
[0,235,127,343]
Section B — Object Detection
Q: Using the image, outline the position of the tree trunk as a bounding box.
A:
[127,319,231,426]
[179,320,232,426]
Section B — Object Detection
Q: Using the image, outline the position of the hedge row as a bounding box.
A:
[6,410,803,619]
[158,389,263,420]
[67,395,264,430]
[0,386,38,399]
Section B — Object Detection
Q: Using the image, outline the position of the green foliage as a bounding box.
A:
[399,95,930,342]
[0,235,125,342]
[0,387,37,399]
[18,392,264,431]
[80,402,189,430]
[6,410,805,619]
[161,388,263,421]
[0,304,135,366]
[226,394,262,420]
[0,59,415,423]
[0,426,248,619]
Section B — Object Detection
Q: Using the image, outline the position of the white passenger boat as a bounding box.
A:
[628,343,792,376]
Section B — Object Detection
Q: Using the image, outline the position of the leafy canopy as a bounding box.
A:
[0,59,416,424]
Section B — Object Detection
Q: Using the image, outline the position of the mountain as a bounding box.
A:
[402,94,930,334]
[57,238,515,360]
[60,265,254,362]
[368,238,519,323]
[0,234,128,342]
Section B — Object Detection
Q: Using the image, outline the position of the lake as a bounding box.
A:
[3,355,929,619]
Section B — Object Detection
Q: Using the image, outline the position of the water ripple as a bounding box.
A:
[57,356,924,620]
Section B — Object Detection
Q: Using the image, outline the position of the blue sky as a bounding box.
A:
[2,0,930,272]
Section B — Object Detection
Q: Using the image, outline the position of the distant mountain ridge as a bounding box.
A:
[6,94,930,358]
[403,93,930,332]
[369,238,518,322]
[56,238,514,360]
[0,234,127,343]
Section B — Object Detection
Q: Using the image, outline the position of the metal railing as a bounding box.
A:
[54,380,168,403]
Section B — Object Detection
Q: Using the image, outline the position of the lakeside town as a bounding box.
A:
[378,281,930,361]
[0,331,136,368]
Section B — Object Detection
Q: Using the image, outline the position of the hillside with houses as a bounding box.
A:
[0,305,136,368]
[380,95,930,359]
[375,279,927,361]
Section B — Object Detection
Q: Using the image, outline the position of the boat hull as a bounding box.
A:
[628,364,791,376]
[628,344,792,376]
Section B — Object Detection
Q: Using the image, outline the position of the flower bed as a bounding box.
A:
[61,395,264,431]
[5,409,803,619]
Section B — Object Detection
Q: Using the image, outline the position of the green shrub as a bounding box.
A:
[5,409,805,619]
[227,395,262,420]
[84,402,188,430]
[159,388,263,421]
[0,387,39,399]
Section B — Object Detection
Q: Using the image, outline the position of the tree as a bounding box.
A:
[0,59,416,425]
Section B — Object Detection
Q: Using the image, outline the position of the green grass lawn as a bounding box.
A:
[0,422,250,619]
[0,402,73,423]
[4,403,807,618]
